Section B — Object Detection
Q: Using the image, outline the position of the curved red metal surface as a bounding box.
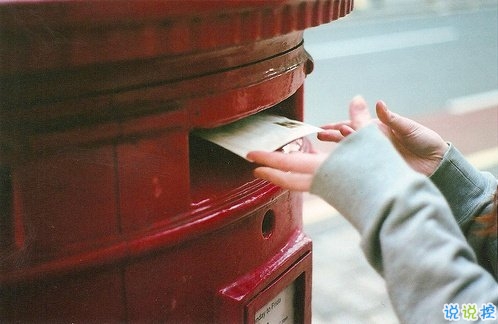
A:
[0,0,353,322]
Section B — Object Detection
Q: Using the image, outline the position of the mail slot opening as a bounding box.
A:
[189,135,255,204]
[189,94,307,204]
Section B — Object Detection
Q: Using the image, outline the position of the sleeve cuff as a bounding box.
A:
[310,124,421,233]
[430,143,497,226]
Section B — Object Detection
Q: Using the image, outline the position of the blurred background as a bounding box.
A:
[301,0,498,323]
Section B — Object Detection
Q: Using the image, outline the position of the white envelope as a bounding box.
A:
[194,114,322,160]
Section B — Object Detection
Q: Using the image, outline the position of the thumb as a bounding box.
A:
[349,95,372,129]
[376,101,418,136]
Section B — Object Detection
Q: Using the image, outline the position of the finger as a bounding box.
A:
[375,100,390,124]
[339,125,355,137]
[317,129,344,142]
[247,151,323,174]
[349,96,372,129]
[375,101,419,136]
[320,120,352,130]
[253,167,313,191]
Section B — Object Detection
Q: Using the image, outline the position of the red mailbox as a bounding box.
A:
[0,1,353,322]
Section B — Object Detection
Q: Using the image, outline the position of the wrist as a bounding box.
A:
[425,142,450,176]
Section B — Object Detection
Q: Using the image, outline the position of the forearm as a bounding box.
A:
[310,125,498,323]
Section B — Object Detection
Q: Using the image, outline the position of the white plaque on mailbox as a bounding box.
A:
[254,282,295,324]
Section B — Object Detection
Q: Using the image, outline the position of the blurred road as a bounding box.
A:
[303,1,498,125]
[301,1,498,323]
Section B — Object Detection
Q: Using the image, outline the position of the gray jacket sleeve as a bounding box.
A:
[430,144,497,278]
[310,124,498,323]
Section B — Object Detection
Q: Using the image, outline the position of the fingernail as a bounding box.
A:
[350,96,367,111]
[377,100,388,112]
[351,95,365,106]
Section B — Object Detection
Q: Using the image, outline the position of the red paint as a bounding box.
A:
[0,1,353,322]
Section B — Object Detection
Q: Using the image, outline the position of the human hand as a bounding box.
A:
[246,151,327,192]
[318,96,449,176]
[317,95,374,142]
[247,99,365,192]
[247,97,448,190]
[246,97,373,191]
[375,100,449,175]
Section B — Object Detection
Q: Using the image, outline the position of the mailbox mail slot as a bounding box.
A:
[0,1,353,322]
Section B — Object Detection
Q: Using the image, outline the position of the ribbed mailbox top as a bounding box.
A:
[0,0,353,73]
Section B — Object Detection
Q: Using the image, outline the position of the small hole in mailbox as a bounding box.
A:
[261,210,275,239]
